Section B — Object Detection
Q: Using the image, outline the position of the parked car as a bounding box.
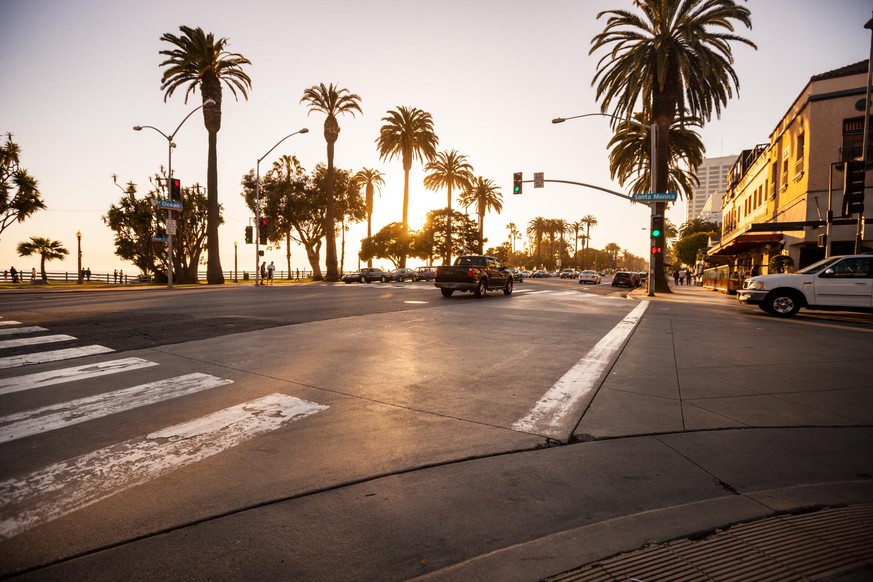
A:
[559,268,577,279]
[738,254,873,317]
[531,270,548,278]
[387,267,417,282]
[611,271,636,288]
[506,267,525,282]
[414,266,436,281]
[342,268,387,283]
[578,270,601,284]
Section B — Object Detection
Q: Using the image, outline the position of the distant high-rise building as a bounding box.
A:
[686,155,735,224]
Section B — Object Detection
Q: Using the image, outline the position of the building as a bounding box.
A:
[705,60,872,285]
[686,155,734,224]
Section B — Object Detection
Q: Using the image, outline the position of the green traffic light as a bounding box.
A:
[652,228,661,238]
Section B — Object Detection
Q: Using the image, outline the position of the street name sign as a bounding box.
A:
[534,172,544,188]
[631,192,678,202]
[151,236,168,242]
[157,200,183,210]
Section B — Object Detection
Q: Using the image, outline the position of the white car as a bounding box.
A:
[578,270,601,285]
[737,254,873,317]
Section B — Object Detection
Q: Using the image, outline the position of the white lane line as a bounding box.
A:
[0,373,233,442]
[0,358,158,396]
[0,345,115,370]
[0,321,22,327]
[513,301,649,440]
[0,335,76,350]
[0,393,328,539]
[0,326,48,337]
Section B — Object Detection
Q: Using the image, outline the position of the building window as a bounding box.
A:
[794,133,805,177]
[842,117,872,162]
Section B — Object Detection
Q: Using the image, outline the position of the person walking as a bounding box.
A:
[267,261,275,286]
[678,268,686,285]
[686,269,692,286]
[672,270,680,285]
[260,262,267,286]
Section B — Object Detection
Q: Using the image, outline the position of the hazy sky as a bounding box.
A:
[1,0,870,276]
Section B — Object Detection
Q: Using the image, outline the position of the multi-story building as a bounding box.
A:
[706,60,872,280]
[686,155,734,224]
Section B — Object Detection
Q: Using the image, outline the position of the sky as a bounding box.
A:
[1,0,871,277]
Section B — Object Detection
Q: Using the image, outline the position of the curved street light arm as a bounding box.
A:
[552,112,647,130]
[257,128,310,165]
[132,125,170,141]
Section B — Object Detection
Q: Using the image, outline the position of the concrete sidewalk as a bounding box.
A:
[18,283,873,581]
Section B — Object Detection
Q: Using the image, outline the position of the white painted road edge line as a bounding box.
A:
[0,373,233,442]
[0,357,158,396]
[0,393,329,539]
[0,345,114,370]
[513,300,649,440]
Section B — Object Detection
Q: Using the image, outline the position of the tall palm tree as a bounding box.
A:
[376,106,439,268]
[16,236,68,283]
[353,168,385,267]
[571,220,584,269]
[608,114,704,201]
[160,25,252,285]
[301,83,362,281]
[590,0,755,291]
[554,219,571,268]
[507,222,521,252]
[604,242,621,270]
[459,177,502,254]
[580,214,598,270]
[526,216,548,266]
[423,150,473,264]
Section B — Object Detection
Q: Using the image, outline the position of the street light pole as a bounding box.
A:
[76,230,82,285]
[254,128,309,286]
[552,113,658,296]
[234,241,238,283]
[134,99,215,289]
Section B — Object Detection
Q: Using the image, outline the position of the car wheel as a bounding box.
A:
[763,290,802,317]
[503,278,513,296]
[360,276,366,283]
[440,288,454,297]
[474,279,488,298]
[344,280,350,284]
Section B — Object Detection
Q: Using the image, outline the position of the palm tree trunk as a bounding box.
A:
[401,168,410,268]
[445,186,452,264]
[206,130,224,284]
[324,139,338,281]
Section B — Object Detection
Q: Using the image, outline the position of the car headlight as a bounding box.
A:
[745,281,766,291]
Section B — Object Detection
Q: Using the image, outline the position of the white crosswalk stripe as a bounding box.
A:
[0,316,329,540]
[0,326,48,337]
[0,335,76,350]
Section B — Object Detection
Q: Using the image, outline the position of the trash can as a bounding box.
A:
[243,272,249,280]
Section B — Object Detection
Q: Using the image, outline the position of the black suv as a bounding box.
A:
[611,271,635,288]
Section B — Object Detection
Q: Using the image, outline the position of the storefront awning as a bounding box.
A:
[708,233,783,257]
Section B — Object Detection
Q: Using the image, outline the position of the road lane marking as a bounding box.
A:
[0,393,328,539]
[0,326,48,337]
[0,335,76,350]
[513,301,649,440]
[0,358,158,396]
[0,373,233,442]
[0,345,115,370]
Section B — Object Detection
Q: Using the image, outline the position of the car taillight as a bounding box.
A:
[468,268,475,278]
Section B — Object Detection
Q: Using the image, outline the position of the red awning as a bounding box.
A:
[708,233,783,257]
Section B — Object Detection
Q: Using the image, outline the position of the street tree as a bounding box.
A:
[301,83,362,281]
[458,176,502,254]
[359,222,408,269]
[674,231,713,266]
[590,0,756,292]
[1,133,45,241]
[526,216,548,266]
[414,209,481,265]
[159,25,252,284]
[16,237,68,282]
[353,168,385,268]
[423,149,474,264]
[376,106,439,268]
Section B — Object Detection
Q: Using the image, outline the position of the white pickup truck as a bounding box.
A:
[737,254,873,317]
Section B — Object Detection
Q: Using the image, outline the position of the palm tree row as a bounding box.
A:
[524,216,599,269]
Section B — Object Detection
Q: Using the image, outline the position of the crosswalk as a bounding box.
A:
[0,316,328,540]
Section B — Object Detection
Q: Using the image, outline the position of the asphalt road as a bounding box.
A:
[3,279,868,579]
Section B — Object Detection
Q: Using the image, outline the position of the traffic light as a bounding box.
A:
[842,160,865,216]
[245,226,253,244]
[651,245,663,255]
[513,172,523,195]
[169,178,181,201]
[258,217,268,243]
[650,214,664,256]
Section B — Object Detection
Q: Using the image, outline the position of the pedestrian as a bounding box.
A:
[31,267,36,281]
[296,268,300,281]
[267,261,275,286]
[85,267,91,282]
[678,268,686,285]
[2,270,7,282]
[113,269,118,284]
[750,264,760,277]
[672,270,680,285]
[260,261,267,285]
[686,269,692,286]
[119,269,123,284]
[10,266,17,283]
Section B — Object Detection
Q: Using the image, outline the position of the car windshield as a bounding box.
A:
[796,257,843,275]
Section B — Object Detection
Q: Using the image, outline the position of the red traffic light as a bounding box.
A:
[651,245,663,255]
[169,178,181,201]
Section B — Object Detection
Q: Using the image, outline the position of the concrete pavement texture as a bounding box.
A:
[11,283,873,581]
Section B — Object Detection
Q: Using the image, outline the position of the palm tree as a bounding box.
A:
[571,220,584,269]
[353,168,385,267]
[507,222,521,252]
[580,214,598,269]
[376,106,439,268]
[590,0,755,291]
[554,219,571,268]
[604,242,621,270]
[608,114,704,201]
[526,216,548,266]
[423,150,473,264]
[16,236,68,282]
[160,25,252,285]
[679,217,720,238]
[300,83,362,281]
[459,177,502,254]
